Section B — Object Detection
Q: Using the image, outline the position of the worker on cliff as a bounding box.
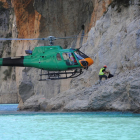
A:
[99,65,109,82]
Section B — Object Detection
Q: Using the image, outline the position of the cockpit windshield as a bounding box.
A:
[74,50,89,60]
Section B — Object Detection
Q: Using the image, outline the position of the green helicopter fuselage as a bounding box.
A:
[0,46,94,71]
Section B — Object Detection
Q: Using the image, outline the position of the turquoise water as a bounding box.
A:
[0,104,140,140]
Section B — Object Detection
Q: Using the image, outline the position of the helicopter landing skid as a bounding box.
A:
[39,69,83,80]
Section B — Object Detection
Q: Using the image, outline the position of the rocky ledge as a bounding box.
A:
[19,67,140,113]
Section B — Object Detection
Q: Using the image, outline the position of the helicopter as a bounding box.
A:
[0,36,94,80]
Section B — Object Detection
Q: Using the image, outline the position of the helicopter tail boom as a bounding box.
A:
[0,57,24,67]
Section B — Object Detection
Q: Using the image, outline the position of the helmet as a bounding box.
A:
[104,65,107,68]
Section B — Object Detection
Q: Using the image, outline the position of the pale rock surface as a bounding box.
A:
[0,0,140,112]
[19,1,140,112]
[71,1,140,89]
[20,67,140,113]
[0,1,18,103]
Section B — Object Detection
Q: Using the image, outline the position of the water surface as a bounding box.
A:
[0,104,140,140]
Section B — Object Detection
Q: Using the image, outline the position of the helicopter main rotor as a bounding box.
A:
[0,35,87,46]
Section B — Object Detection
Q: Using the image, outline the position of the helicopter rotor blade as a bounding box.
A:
[55,35,88,40]
[0,35,88,41]
[0,38,50,41]
[0,35,88,45]
[55,35,77,40]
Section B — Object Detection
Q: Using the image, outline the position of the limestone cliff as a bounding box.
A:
[19,0,140,112]
[0,0,140,112]
[22,67,140,113]
[0,0,17,103]
[0,0,96,103]
[12,0,97,107]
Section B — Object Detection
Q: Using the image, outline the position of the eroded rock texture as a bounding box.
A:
[21,67,140,113]
[0,0,140,112]
[0,0,18,103]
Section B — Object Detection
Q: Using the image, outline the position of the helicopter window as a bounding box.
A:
[74,50,89,59]
[74,52,84,60]
[56,53,62,61]
[62,52,77,65]
[62,53,69,60]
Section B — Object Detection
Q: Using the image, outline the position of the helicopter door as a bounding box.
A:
[56,53,66,70]
[51,55,58,70]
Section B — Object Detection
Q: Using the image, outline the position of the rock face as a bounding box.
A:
[0,0,18,103]
[12,0,97,106]
[19,0,140,112]
[0,0,140,112]
[20,67,140,113]
[71,0,140,88]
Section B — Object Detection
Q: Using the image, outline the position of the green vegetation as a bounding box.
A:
[3,67,12,80]
[0,49,3,58]
[6,32,12,38]
[3,33,12,46]
[110,0,130,13]
[114,0,130,6]
[0,18,2,26]
[3,40,11,46]
[2,33,12,56]
[0,1,6,12]
[12,74,16,81]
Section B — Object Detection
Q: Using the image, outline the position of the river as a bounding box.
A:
[0,104,140,140]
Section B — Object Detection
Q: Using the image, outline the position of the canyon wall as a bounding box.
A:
[71,0,140,88]
[0,0,17,103]
[0,0,97,103]
[0,0,140,111]
[20,0,140,112]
